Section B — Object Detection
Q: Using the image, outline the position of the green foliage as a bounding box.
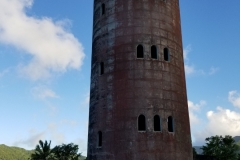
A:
[0,141,86,160]
[201,135,239,160]
[30,140,84,160]
[52,143,82,160]
[0,144,33,160]
[192,147,197,159]
[236,140,240,148]
[30,140,55,160]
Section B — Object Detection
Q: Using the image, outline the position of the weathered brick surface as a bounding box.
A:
[87,0,192,159]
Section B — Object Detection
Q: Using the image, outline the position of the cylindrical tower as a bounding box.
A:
[87,0,192,159]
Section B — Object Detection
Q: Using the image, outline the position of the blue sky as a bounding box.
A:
[1,0,240,156]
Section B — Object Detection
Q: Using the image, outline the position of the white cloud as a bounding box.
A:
[0,0,85,80]
[228,90,240,108]
[14,121,88,154]
[47,123,65,144]
[188,100,206,125]
[188,100,206,111]
[13,122,68,149]
[31,85,59,99]
[190,92,240,145]
[194,107,240,145]
[207,107,240,136]
[14,130,45,148]
[81,92,90,107]
[185,65,195,75]
[183,45,196,75]
[183,45,218,76]
[183,45,191,60]
[205,107,240,135]
[189,111,199,126]
[209,67,219,75]
[74,138,88,156]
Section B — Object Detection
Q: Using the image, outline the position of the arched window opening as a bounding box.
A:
[100,62,104,75]
[164,48,170,61]
[98,131,102,147]
[151,45,158,59]
[137,45,144,58]
[154,115,161,131]
[168,116,174,132]
[138,114,146,131]
[101,3,105,15]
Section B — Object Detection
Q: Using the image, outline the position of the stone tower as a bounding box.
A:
[87,0,192,159]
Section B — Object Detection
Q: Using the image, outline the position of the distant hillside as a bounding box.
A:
[0,144,33,160]
[193,136,240,155]
[234,136,240,142]
[193,146,203,155]
[0,144,86,160]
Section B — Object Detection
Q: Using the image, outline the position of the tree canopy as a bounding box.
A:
[201,135,239,160]
[30,140,55,160]
[30,140,84,160]
[52,143,82,160]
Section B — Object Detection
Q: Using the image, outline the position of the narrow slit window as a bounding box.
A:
[151,45,158,59]
[154,115,161,131]
[98,131,102,147]
[100,62,104,75]
[164,48,170,61]
[168,116,174,132]
[138,114,146,131]
[137,45,144,58]
[101,3,105,15]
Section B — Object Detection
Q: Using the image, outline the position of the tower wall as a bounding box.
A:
[87,0,192,159]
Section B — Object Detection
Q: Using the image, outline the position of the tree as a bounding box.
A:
[30,140,56,160]
[192,147,197,159]
[30,140,82,160]
[201,135,239,160]
[52,143,81,160]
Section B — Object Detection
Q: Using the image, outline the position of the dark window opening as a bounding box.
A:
[102,3,105,15]
[151,45,158,59]
[138,114,146,131]
[154,115,161,131]
[98,131,102,147]
[168,116,174,132]
[137,45,144,58]
[100,62,104,75]
[164,48,170,61]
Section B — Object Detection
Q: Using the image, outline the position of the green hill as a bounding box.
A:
[0,144,33,160]
[0,144,86,160]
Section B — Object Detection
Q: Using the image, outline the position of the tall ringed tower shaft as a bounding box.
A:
[87,0,192,159]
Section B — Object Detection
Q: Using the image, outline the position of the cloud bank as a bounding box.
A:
[31,85,59,100]
[183,45,195,75]
[228,91,240,108]
[190,91,240,145]
[188,100,206,126]
[0,0,85,80]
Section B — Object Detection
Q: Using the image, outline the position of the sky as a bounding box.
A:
[1,0,240,156]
